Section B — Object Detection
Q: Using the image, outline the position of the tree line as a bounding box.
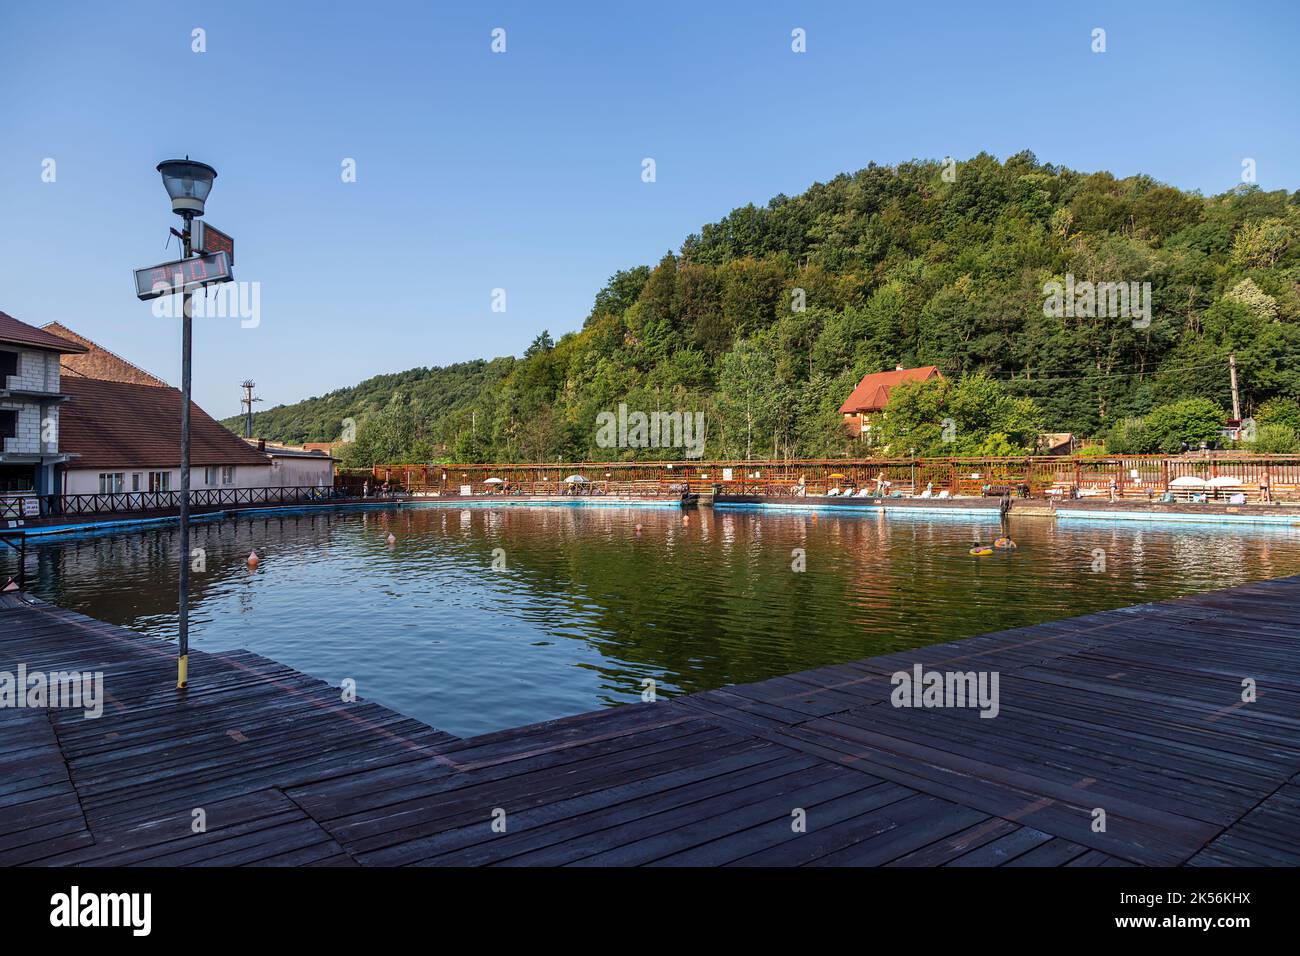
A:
[223,151,1300,464]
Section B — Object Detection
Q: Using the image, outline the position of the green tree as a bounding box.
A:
[1143,399,1226,452]
[716,339,780,459]
[524,330,555,358]
[874,374,1043,456]
[1256,397,1300,432]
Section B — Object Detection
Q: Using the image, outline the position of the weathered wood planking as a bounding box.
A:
[1,574,1299,867]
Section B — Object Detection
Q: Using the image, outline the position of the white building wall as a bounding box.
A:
[61,458,333,495]
[0,401,43,454]
[63,463,277,495]
[1,348,61,455]
[5,347,61,392]
[267,456,335,488]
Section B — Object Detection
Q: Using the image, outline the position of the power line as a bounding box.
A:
[991,362,1222,385]
[968,352,1300,386]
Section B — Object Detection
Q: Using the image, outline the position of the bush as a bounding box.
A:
[1103,418,1149,454]
[1247,423,1300,454]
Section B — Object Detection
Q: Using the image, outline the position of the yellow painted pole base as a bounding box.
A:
[177,654,189,690]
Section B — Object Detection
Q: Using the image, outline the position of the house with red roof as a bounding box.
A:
[838,365,942,438]
[40,323,334,497]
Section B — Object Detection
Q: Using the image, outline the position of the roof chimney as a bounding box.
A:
[257,439,265,451]
[895,364,905,371]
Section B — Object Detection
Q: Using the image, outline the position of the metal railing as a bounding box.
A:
[0,485,351,521]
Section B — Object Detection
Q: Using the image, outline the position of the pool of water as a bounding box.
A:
[17,502,1300,737]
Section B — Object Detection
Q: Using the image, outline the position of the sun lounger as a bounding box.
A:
[826,488,840,496]
[936,490,950,499]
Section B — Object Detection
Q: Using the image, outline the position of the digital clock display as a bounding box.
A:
[134,252,233,300]
[192,221,234,264]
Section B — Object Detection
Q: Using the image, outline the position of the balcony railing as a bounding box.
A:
[0,485,351,521]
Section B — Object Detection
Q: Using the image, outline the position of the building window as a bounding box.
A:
[132,473,141,492]
[0,409,16,441]
[221,465,234,484]
[204,465,218,485]
[0,351,17,384]
[98,473,125,494]
[148,471,170,492]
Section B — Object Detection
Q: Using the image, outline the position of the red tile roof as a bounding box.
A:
[839,366,941,415]
[41,322,169,387]
[0,312,88,353]
[59,377,271,470]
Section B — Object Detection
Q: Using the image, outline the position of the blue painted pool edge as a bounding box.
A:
[714,499,1300,527]
[16,497,683,538]
[18,501,399,537]
[17,497,1300,538]
[1056,508,1300,527]
[20,511,232,537]
[404,497,681,512]
[712,500,1000,517]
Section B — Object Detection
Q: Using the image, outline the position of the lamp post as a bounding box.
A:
[156,158,218,691]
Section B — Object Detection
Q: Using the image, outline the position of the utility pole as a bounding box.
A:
[240,380,262,438]
[1228,353,1241,422]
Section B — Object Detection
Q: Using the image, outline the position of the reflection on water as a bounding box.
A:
[18,503,1300,737]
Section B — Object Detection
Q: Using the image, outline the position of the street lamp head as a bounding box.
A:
[156,158,217,217]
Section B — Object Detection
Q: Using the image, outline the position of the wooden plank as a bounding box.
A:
[3,571,1300,867]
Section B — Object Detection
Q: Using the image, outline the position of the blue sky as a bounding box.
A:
[2,1,1297,416]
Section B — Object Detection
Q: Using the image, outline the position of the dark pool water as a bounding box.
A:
[17,502,1300,737]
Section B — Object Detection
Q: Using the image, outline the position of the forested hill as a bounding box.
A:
[226,151,1300,464]
[219,358,514,448]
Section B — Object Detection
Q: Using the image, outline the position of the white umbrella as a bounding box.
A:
[1170,476,1208,488]
[564,474,588,484]
[1207,476,1240,487]
[483,477,504,484]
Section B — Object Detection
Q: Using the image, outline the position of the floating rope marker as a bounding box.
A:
[247,551,259,569]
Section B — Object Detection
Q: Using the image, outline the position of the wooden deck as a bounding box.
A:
[2,577,1299,867]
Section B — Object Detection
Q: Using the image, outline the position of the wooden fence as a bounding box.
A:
[371,455,1300,503]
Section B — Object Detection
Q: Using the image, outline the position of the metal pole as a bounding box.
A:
[1228,353,1241,422]
[178,218,193,690]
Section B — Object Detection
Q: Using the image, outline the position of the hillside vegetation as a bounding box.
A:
[225,151,1300,464]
